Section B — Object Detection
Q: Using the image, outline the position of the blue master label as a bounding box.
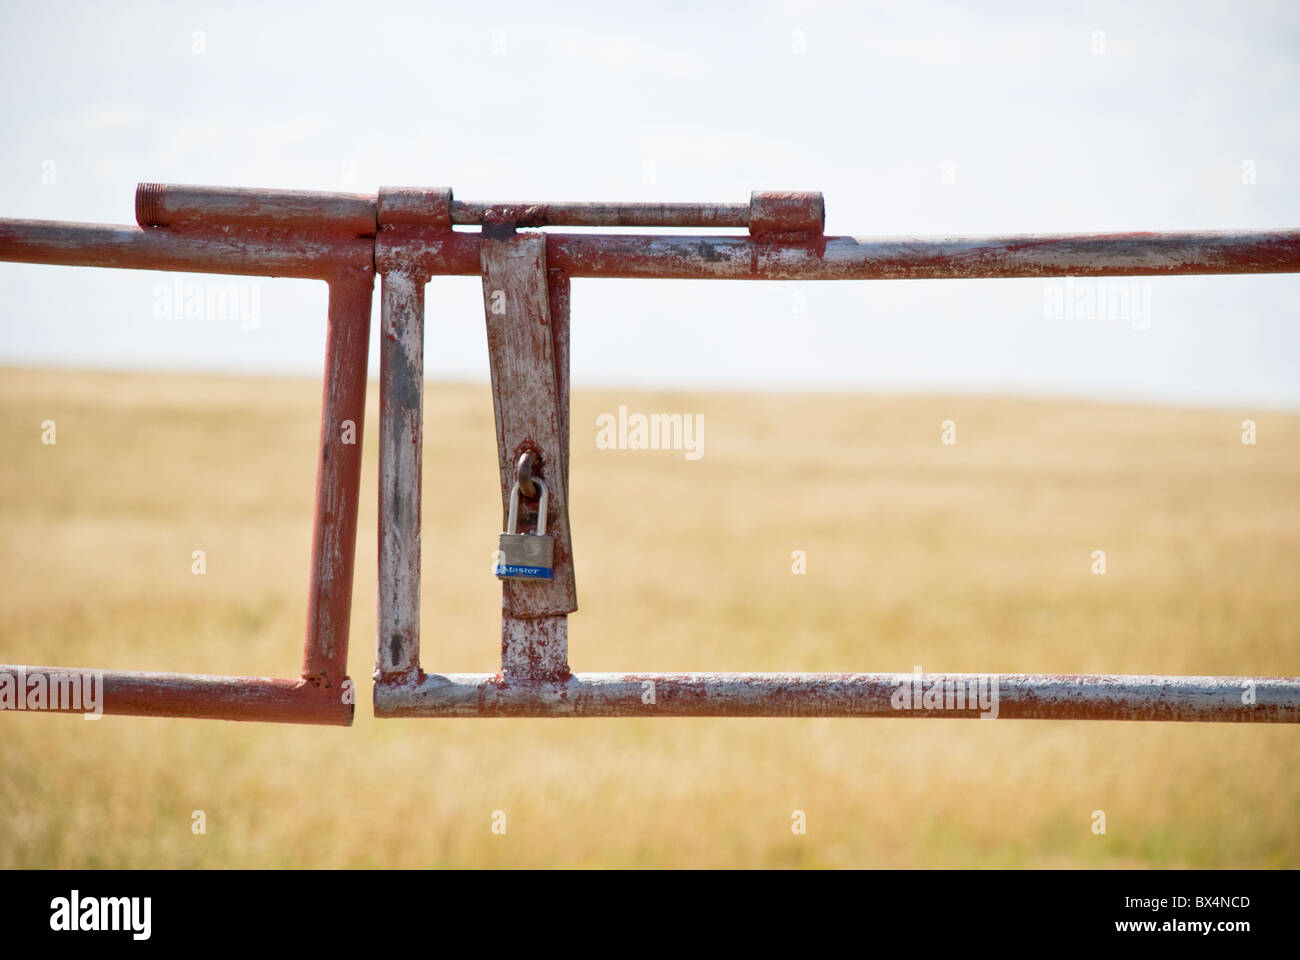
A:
[495,564,554,580]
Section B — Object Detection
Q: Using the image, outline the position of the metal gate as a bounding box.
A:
[2,183,1298,724]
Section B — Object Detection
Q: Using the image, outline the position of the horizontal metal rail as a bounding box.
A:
[0,219,372,279]
[381,229,1300,279]
[135,182,377,234]
[1,666,351,725]
[373,673,1300,722]
[449,199,750,228]
[129,183,816,231]
[5,219,1300,281]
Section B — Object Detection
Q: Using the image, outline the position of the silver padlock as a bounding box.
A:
[495,478,554,580]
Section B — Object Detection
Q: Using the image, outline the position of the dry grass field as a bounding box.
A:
[1,366,1297,868]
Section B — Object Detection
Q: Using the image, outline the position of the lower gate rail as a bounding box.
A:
[1,183,1297,724]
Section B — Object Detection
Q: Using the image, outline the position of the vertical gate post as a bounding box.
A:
[480,232,577,680]
[373,186,450,684]
[377,268,426,680]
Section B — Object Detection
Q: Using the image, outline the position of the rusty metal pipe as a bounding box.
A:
[0,218,372,280]
[374,673,1300,721]
[8,220,1300,283]
[1,666,352,725]
[451,200,750,228]
[135,182,377,234]
[748,190,824,239]
[440,190,821,231]
[548,230,1300,279]
[300,271,373,690]
[129,185,820,232]
[376,269,426,680]
[374,228,1300,279]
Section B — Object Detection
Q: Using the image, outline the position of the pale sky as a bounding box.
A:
[1,0,1298,407]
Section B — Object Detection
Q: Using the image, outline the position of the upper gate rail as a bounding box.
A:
[1,182,1297,282]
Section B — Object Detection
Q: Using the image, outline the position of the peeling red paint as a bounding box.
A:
[2,666,351,725]
[375,673,1300,722]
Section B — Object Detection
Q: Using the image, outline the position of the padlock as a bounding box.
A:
[495,478,554,580]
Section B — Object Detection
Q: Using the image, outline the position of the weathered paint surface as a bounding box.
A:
[480,233,578,622]
[545,230,1300,280]
[452,199,750,228]
[0,219,372,280]
[135,182,377,234]
[500,615,570,680]
[378,186,452,229]
[747,190,825,241]
[548,268,572,491]
[379,228,1300,280]
[374,673,1300,722]
[15,218,1299,284]
[1,666,352,725]
[377,268,426,680]
[300,271,373,691]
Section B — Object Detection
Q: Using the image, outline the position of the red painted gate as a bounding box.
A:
[2,183,1298,724]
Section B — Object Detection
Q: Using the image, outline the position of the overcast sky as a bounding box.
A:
[1,0,1297,407]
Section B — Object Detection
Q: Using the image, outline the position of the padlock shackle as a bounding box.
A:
[506,478,549,537]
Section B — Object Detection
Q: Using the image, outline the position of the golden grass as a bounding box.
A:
[1,366,1297,868]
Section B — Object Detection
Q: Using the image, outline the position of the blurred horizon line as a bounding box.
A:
[3,359,1295,413]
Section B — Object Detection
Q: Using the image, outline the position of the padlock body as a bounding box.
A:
[496,532,555,580]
